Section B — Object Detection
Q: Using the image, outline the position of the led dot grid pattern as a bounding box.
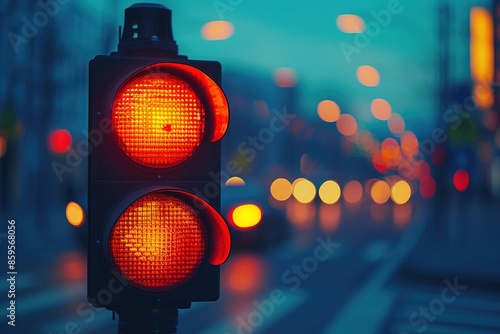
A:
[109,193,206,291]
[112,71,205,168]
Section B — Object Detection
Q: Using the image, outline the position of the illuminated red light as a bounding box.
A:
[113,72,205,168]
[453,170,470,192]
[109,193,206,291]
[112,63,229,168]
[48,129,72,154]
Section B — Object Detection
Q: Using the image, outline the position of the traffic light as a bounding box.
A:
[88,3,230,332]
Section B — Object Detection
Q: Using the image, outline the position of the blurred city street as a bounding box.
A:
[4,193,500,333]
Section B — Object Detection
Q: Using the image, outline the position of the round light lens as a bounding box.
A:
[112,70,205,168]
[109,193,205,291]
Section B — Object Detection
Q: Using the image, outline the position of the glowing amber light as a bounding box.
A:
[201,20,234,40]
[356,65,380,87]
[319,180,341,204]
[113,70,204,168]
[292,178,307,190]
[381,138,401,160]
[317,100,341,123]
[231,204,262,229]
[370,180,391,204]
[371,98,392,121]
[270,178,293,201]
[470,8,493,83]
[391,180,412,205]
[226,177,245,186]
[336,114,358,137]
[293,179,316,204]
[109,193,205,291]
[336,14,365,33]
[471,8,494,108]
[343,180,363,204]
[66,202,85,227]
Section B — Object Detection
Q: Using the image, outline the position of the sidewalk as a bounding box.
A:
[401,192,500,282]
[379,192,500,334]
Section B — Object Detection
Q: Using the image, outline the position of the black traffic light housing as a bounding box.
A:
[88,3,230,332]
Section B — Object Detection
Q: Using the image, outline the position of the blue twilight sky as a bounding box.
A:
[79,0,489,134]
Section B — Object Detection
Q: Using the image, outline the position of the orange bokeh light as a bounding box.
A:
[201,20,234,40]
[470,8,493,82]
[381,138,401,160]
[226,176,246,186]
[371,98,392,121]
[370,180,391,204]
[336,114,358,137]
[66,202,85,227]
[343,180,363,204]
[388,113,406,135]
[356,65,380,87]
[336,14,366,33]
[400,131,419,159]
[271,178,293,201]
[293,179,316,204]
[317,100,341,123]
[391,180,412,205]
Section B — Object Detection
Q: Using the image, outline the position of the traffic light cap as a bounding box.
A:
[119,3,178,55]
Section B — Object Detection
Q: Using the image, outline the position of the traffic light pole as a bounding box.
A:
[118,307,179,334]
[89,4,231,334]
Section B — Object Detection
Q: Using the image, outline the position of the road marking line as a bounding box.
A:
[321,211,430,334]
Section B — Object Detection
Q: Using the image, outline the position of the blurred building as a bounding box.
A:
[0,1,119,232]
